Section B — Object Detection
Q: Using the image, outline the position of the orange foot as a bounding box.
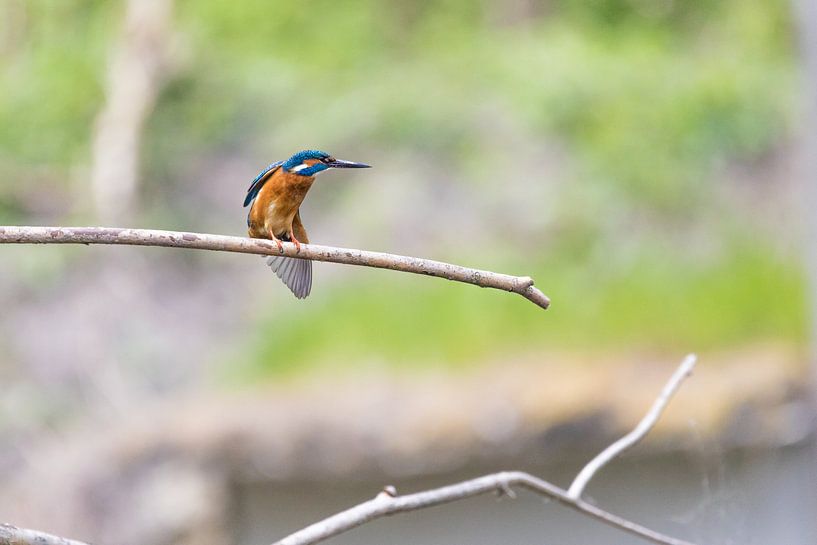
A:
[289,231,302,253]
[268,229,284,254]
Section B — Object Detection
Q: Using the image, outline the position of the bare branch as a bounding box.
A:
[567,354,698,499]
[0,524,91,545]
[0,226,549,309]
[273,356,700,545]
[273,472,696,545]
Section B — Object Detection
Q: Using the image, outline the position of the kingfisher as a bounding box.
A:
[244,150,371,299]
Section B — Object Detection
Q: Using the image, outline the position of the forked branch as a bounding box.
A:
[272,355,699,545]
[0,226,549,309]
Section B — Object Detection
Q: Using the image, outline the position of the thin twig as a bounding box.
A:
[0,226,549,310]
[272,356,700,545]
[567,354,698,499]
[0,524,91,545]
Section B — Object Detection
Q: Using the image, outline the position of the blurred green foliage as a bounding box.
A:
[0,0,114,165]
[0,0,805,376]
[241,240,806,378]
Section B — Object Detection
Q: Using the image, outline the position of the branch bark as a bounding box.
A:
[272,355,699,545]
[0,226,550,309]
[273,472,695,545]
[0,524,91,545]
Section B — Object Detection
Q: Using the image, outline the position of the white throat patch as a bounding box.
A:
[291,163,308,173]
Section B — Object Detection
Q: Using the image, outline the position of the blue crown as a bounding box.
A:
[283,150,330,172]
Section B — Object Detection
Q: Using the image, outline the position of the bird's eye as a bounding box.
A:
[322,156,334,163]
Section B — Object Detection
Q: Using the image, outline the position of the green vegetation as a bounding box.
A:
[0,1,806,377]
[228,0,803,376]
[241,242,806,378]
[0,1,114,165]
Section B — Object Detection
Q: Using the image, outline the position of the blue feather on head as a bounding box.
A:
[244,150,370,210]
[283,150,332,177]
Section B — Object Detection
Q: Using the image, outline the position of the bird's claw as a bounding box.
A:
[290,234,302,254]
[269,230,284,254]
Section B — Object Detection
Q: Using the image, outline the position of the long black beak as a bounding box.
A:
[327,159,371,169]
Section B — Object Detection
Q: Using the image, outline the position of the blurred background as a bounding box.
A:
[0,1,815,544]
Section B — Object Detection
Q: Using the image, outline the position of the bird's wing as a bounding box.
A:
[292,210,310,244]
[244,160,284,208]
[266,255,312,299]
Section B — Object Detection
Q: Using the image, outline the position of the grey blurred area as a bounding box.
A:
[0,1,815,545]
[239,446,817,545]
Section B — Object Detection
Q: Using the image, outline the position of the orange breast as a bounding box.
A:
[247,169,315,239]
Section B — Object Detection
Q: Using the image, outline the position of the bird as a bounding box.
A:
[244,149,371,299]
